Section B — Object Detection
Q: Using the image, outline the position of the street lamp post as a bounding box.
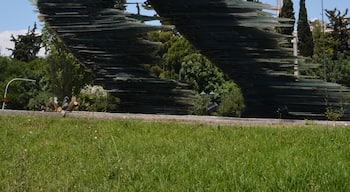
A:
[321,0,326,81]
[2,78,36,110]
[292,31,299,78]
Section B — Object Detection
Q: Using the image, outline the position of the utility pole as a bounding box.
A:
[292,31,299,79]
[276,0,282,15]
[321,0,326,82]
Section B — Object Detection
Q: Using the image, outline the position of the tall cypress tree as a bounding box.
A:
[297,0,314,57]
[276,0,295,36]
[276,0,295,48]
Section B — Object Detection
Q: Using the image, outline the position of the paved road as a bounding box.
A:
[0,109,349,127]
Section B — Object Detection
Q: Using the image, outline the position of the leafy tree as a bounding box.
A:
[144,31,176,77]
[311,9,350,84]
[41,25,93,101]
[0,57,14,83]
[0,57,45,110]
[276,0,295,47]
[325,53,350,85]
[146,31,195,79]
[163,37,195,79]
[180,53,226,94]
[297,0,314,57]
[1,25,93,110]
[8,23,42,62]
[217,88,245,117]
[180,53,245,116]
[311,19,326,61]
[325,8,350,60]
[146,30,245,116]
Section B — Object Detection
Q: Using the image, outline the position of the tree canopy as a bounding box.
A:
[146,30,245,116]
[29,0,350,118]
[325,8,350,60]
[310,8,350,86]
[41,25,93,100]
[0,23,93,111]
[8,23,42,62]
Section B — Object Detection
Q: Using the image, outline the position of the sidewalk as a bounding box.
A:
[1,109,349,127]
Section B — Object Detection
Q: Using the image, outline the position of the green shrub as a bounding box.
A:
[27,91,52,111]
[78,85,119,112]
[217,89,245,117]
[325,106,344,121]
[192,94,211,115]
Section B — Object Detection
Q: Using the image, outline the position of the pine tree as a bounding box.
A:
[8,23,42,62]
[297,0,314,57]
[325,8,350,60]
[276,0,295,37]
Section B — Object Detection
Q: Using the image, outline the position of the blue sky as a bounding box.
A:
[0,0,349,56]
[262,0,349,21]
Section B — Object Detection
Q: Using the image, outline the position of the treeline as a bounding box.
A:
[0,23,245,116]
[145,31,245,116]
[0,24,101,111]
[2,0,348,116]
[278,0,350,85]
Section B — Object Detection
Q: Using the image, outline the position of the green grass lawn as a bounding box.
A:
[0,116,350,191]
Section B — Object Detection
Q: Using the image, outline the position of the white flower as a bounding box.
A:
[80,85,108,97]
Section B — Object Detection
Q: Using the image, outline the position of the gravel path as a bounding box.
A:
[1,109,349,127]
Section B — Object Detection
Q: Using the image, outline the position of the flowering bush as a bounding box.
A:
[78,85,119,112]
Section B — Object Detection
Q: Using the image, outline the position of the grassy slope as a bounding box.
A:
[0,116,349,191]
